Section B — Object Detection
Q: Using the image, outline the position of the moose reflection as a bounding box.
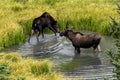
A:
[28,12,60,42]
[60,24,102,54]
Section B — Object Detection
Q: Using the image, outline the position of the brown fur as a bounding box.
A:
[75,34,81,39]
[60,26,101,54]
[28,12,60,42]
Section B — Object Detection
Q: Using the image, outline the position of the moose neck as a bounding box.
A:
[67,31,76,41]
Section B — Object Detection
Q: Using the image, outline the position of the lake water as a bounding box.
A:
[1,33,116,80]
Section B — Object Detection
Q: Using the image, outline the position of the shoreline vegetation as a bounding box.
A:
[0,0,120,79]
[0,53,78,80]
[0,0,118,50]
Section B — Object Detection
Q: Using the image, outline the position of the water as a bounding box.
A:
[1,34,116,80]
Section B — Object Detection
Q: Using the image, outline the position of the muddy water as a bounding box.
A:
[1,33,116,80]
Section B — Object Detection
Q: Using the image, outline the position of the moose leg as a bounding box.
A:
[93,44,98,52]
[36,26,42,42]
[36,32,40,42]
[54,32,57,36]
[93,44,100,56]
[77,48,80,54]
[74,48,78,54]
[41,29,44,38]
[97,45,102,52]
[48,25,56,36]
[93,47,96,53]
[28,29,34,43]
[93,44,102,52]
[74,47,80,54]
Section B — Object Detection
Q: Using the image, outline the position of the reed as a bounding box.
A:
[0,0,118,49]
[30,60,52,76]
[3,53,22,62]
[0,53,76,80]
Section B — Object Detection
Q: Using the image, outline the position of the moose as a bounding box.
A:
[28,12,60,42]
[60,24,102,55]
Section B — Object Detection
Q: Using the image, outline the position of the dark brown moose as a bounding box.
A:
[28,12,60,42]
[60,25,102,55]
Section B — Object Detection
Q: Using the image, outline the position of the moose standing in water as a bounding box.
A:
[60,24,102,55]
[28,12,60,42]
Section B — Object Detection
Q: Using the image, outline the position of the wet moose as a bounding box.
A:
[28,12,60,42]
[60,24,102,55]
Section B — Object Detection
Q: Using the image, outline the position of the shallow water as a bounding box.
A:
[1,33,116,80]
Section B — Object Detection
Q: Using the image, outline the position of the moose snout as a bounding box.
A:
[59,32,64,36]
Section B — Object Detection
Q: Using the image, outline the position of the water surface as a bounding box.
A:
[1,33,116,80]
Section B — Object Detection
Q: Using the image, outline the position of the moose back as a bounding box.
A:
[60,26,102,55]
[28,12,60,42]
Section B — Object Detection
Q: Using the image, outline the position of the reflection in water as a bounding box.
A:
[62,54,102,78]
[73,54,101,66]
[0,34,115,80]
[59,53,102,72]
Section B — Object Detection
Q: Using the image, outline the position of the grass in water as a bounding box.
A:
[0,53,81,80]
